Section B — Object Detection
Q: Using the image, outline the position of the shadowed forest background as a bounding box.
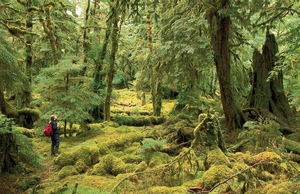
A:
[1,0,300,193]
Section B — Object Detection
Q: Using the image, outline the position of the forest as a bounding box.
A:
[0,0,300,193]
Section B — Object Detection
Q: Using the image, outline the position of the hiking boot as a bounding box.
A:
[54,146,59,156]
[51,145,55,156]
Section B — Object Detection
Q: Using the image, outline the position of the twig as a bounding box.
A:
[71,182,78,194]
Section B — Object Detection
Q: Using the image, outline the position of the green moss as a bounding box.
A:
[75,160,88,173]
[54,144,100,169]
[233,151,252,164]
[97,143,109,155]
[58,165,78,180]
[258,171,274,181]
[91,154,127,176]
[112,115,165,126]
[231,162,250,182]
[17,175,40,191]
[120,153,142,163]
[262,181,300,194]
[148,152,171,167]
[54,152,75,169]
[252,151,282,164]
[145,186,186,193]
[204,147,230,169]
[201,165,233,190]
[135,161,148,172]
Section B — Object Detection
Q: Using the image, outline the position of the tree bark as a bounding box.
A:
[22,2,33,108]
[146,7,162,116]
[91,7,112,120]
[82,0,91,75]
[207,0,245,131]
[0,128,18,175]
[104,1,120,121]
[40,7,58,65]
[248,30,296,125]
[0,81,6,115]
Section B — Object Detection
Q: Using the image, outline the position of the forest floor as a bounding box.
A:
[30,87,178,193]
[1,86,300,194]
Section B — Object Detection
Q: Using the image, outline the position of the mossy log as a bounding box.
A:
[111,110,152,116]
[281,137,300,155]
[0,130,18,174]
[111,116,165,126]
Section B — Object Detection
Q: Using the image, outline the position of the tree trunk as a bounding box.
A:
[40,7,58,65]
[0,128,18,175]
[0,81,7,115]
[153,71,162,116]
[104,2,120,121]
[91,10,112,120]
[146,7,162,116]
[22,3,33,108]
[207,0,245,131]
[82,0,91,75]
[248,30,296,125]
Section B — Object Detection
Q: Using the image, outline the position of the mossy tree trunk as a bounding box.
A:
[91,9,112,121]
[248,30,296,125]
[146,7,162,116]
[207,0,245,132]
[104,0,121,121]
[22,2,33,108]
[40,5,58,65]
[82,0,91,75]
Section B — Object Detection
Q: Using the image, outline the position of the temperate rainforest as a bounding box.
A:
[1,0,300,194]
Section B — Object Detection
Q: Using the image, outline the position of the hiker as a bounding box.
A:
[50,114,60,156]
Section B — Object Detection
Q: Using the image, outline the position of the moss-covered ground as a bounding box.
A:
[1,86,300,194]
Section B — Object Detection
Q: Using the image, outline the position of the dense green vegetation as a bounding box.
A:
[0,0,300,193]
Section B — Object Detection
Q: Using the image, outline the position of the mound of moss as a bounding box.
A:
[204,147,230,169]
[58,165,79,179]
[91,154,129,176]
[54,145,100,169]
[201,164,233,190]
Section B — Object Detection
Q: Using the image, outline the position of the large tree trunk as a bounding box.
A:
[104,1,120,121]
[22,3,33,108]
[248,30,296,125]
[207,0,245,131]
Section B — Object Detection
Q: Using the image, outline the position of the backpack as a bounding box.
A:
[44,123,53,137]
